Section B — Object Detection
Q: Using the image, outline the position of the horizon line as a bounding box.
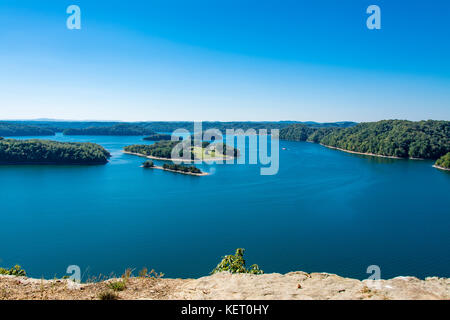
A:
[2,118,447,123]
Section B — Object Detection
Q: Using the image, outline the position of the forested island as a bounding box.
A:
[124,140,238,161]
[143,134,173,141]
[434,152,450,170]
[0,123,55,136]
[280,120,450,164]
[0,138,110,164]
[63,124,155,136]
[141,160,205,176]
[162,163,202,174]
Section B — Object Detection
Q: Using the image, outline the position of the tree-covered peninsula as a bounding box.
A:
[0,138,110,164]
[125,141,187,159]
[63,124,155,136]
[280,120,450,160]
[435,152,450,170]
[124,140,238,161]
[0,123,55,136]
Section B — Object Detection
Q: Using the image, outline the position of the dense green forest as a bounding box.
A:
[0,123,55,136]
[278,124,316,141]
[63,124,155,136]
[304,127,337,143]
[143,134,173,141]
[435,152,450,169]
[299,121,356,129]
[320,120,449,159]
[280,120,450,160]
[162,163,202,174]
[0,138,110,164]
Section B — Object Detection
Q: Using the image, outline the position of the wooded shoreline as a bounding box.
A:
[320,144,425,160]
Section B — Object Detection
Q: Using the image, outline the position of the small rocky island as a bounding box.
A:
[0,138,110,164]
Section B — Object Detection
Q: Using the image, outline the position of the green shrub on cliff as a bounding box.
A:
[211,248,263,275]
[108,280,126,292]
[0,265,27,277]
[98,290,119,300]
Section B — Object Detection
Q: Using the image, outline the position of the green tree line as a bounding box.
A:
[0,123,55,136]
[3,120,356,135]
[143,134,173,141]
[63,124,155,136]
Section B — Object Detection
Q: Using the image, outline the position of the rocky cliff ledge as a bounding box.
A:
[1,272,448,300]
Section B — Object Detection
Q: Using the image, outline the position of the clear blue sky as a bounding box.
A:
[0,0,449,122]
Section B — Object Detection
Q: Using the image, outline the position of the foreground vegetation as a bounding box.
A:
[0,138,110,164]
[281,120,450,160]
[2,253,447,300]
[435,152,450,169]
[0,265,26,277]
[211,248,263,275]
[1,248,260,283]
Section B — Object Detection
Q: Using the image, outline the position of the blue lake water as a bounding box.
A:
[1,133,449,280]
